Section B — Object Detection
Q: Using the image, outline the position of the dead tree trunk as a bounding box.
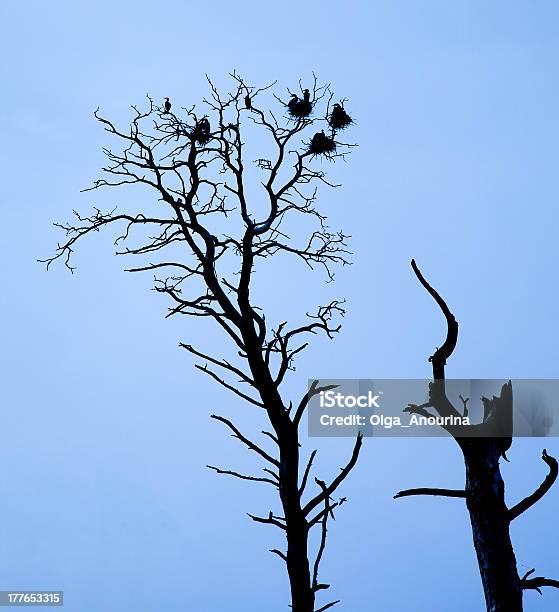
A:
[463,439,522,611]
[394,259,559,611]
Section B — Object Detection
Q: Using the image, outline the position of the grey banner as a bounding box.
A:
[308,379,557,437]
[0,592,63,607]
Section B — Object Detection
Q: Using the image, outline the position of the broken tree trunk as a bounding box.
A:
[458,384,521,611]
[463,440,522,611]
[394,260,559,611]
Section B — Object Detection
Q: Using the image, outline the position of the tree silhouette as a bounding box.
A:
[395,259,559,612]
[42,74,361,612]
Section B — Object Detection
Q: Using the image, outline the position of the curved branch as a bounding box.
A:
[294,381,339,428]
[303,433,363,517]
[411,259,458,380]
[508,449,558,521]
[521,568,559,594]
[270,548,287,562]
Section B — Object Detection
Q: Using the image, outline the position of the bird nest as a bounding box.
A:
[288,98,313,119]
[308,131,337,156]
[191,122,210,145]
[193,131,210,145]
[328,105,353,130]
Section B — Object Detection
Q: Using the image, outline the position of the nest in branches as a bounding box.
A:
[192,127,210,145]
[329,104,353,130]
[308,131,336,156]
[191,119,211,145]
[287,97,313,119]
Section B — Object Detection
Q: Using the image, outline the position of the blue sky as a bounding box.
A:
[1,1,559,610]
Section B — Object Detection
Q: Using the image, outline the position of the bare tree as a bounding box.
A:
[43,74,362,612]
[394,259,559,611]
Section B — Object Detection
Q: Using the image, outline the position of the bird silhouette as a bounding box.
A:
[329,103,353,129]
[199,117,210,133]
[164,97,171,113]
[288,94,299,113]
[192,117,211,144]
[287,90,312,118]
[244,94,252,109]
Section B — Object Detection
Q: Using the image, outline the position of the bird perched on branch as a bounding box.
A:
[244,94,252,109]
[192,116,211,144]
[287,89,312,118]
[329,103,353,130]
[164,97,171,113]
[199,116,210,134]
[287,93,299,113]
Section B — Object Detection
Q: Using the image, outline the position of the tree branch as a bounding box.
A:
[270,548,287,562]
[300,450,317,495]
[508,449,558,521]
[312,479,334,596]
[247,511,286,530]
[180,343,254,385]
[210,414,280,467]
[294,381,339,428]
[315,600,340,612]
[394,487,467,499]
[207,465,278,487]
[303,433,363,517]
[521,568,559,595]
[196,365,265,408]
[411,258,458,380]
